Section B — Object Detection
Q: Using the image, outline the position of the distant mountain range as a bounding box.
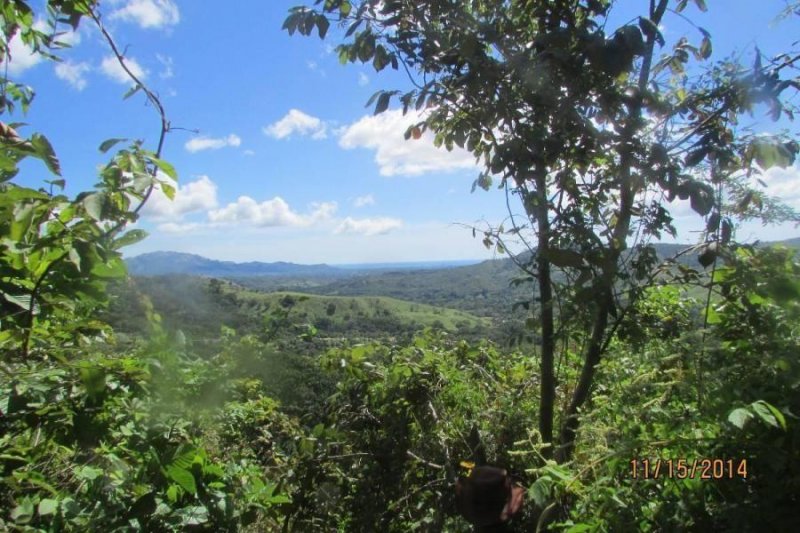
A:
[127,238,800,278]
[126,251,345,277]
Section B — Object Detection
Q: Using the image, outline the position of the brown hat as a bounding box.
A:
[455,466,524,527]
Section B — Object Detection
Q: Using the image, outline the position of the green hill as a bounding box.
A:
[105,275,492,346]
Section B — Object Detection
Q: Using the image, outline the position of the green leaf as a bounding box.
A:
[99,138,128,153]
[68,247,82,271]
[113,229,148,249]
[82,193,106,221]
[166,484,180,502]
[2,293,34,312]
[147,155,178,181]
[566,525,593,533]
[728,407,753,429]
[638,17,664,46]
[529,477,552,507]
[166,466,197,495]
[374,91,391,115]
[693,0,708,12]
[750,140,794,169]
[10,497,35,523]
[752,400,785,429]
[38,498,59,516]
[699,35,712,59]
[91,257,127,279]
[75,465,103,481]
[31,133,61,175]
[123,84,142,100]
[180,505,209,526]
[316,15,330,38]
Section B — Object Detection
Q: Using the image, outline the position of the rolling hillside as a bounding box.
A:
[105,275,493,345]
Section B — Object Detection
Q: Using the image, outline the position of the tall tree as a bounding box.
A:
[284,0,799,463]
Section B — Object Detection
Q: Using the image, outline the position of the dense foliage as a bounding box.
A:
[1,1,799,532]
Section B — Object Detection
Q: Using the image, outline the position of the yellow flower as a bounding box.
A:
[459,460,475,476]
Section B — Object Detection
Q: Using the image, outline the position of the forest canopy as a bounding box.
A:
[1,0,799,531]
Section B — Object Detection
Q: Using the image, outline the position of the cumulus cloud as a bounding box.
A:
[141,175,218,221]
[109,0,180,29]
[338,110,476,176]
[54,60,91,90]
[353,194,375,207]
[185,134,242,153]
[2,22,79,76]
[100,55,146,84]
[335,216,403,236]
[759,165,800,209]
[358,72,369,86]
[264,109,328,140]
[209,197,337,228]
[156,222,203,234]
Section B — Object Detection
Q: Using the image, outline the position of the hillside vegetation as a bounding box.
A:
[3,2,800,533]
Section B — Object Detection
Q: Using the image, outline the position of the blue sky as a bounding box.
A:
[5,0,800,263]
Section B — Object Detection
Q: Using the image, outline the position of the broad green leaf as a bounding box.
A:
[147,155,178,181]
[160,181,176,200]
[91,257,127,279]
[99,138,128,153]
[38,498,59,516]
[700,35,712,59]
[113,229,148,250]
[728,407,753,429]
[180,506,209,526]
[166,466,197,494]
[752,400,785,429]
[375,92,391,114]
[529,477,552,507]
[10,497,35,523]
[316,14,330,38]
[2,293,34,312]
[75,465,103,481]
[31,133,61,175]
[82,193,106,221]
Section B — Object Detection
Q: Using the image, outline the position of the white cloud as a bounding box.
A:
[338,110,477,176]
[1,21,82,76]
[209,197,337,228]
[243,149,256,156]
[185,134,242,153]
[759,165,800,209]
[54,60,91,90]
[358,72,369,86]
[264,109,328,140]
[100,55,146,84]
[3,35,41,76]
[353,194,375,207]
[157,221,203,234]
[156,53,173,79]
[335,216,403,236]
[110,0,180,29]
[142,175,218,221]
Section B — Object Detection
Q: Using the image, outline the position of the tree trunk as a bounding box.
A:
[553,0,670,464]
[533,165,556,456]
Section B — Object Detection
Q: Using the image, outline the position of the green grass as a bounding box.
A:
[225,288,492,333]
